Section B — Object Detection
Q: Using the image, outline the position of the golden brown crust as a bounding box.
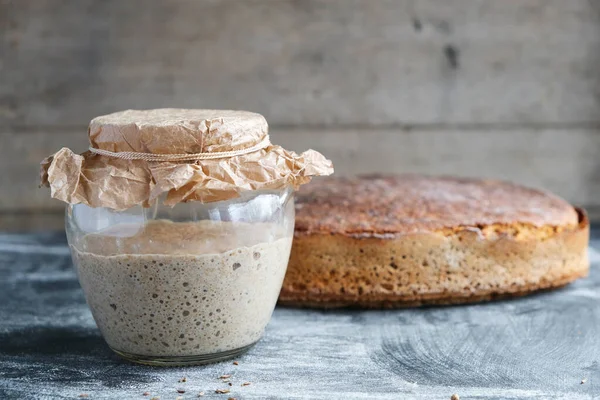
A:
[295,175,579,237]
[280,277,579,309]
[281,176,590,308]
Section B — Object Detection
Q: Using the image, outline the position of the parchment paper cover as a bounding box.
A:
[40,109,333,210]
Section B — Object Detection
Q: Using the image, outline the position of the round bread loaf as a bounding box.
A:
[280,175,589,308]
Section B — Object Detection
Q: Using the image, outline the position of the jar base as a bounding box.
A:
[110,341,258,367]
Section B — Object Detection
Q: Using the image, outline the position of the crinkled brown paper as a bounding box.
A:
[40,109,333,210]
[40,145,333,210]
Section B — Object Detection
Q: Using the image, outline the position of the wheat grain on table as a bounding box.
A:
[0,230,599,399]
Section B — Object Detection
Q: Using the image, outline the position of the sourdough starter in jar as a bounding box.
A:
[71,220,292,356]
[41,108,334,364]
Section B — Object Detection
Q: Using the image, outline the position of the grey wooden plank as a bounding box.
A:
[1,0,599,127]
[0,129,89,212]
[0,212,64,232]
[276,128,600,209]
[5,127,600,212]
[0,231,599,399]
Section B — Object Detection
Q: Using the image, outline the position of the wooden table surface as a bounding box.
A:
[1,229,599,400]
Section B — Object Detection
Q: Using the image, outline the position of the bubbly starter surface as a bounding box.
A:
[71,220,292,357]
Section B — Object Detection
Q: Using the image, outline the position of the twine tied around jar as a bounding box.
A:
[88,136,271,162]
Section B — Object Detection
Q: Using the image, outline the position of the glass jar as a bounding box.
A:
[41,108,333,365]
[66,187,294,366]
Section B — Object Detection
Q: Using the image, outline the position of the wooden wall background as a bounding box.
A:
[1,0,600,216]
